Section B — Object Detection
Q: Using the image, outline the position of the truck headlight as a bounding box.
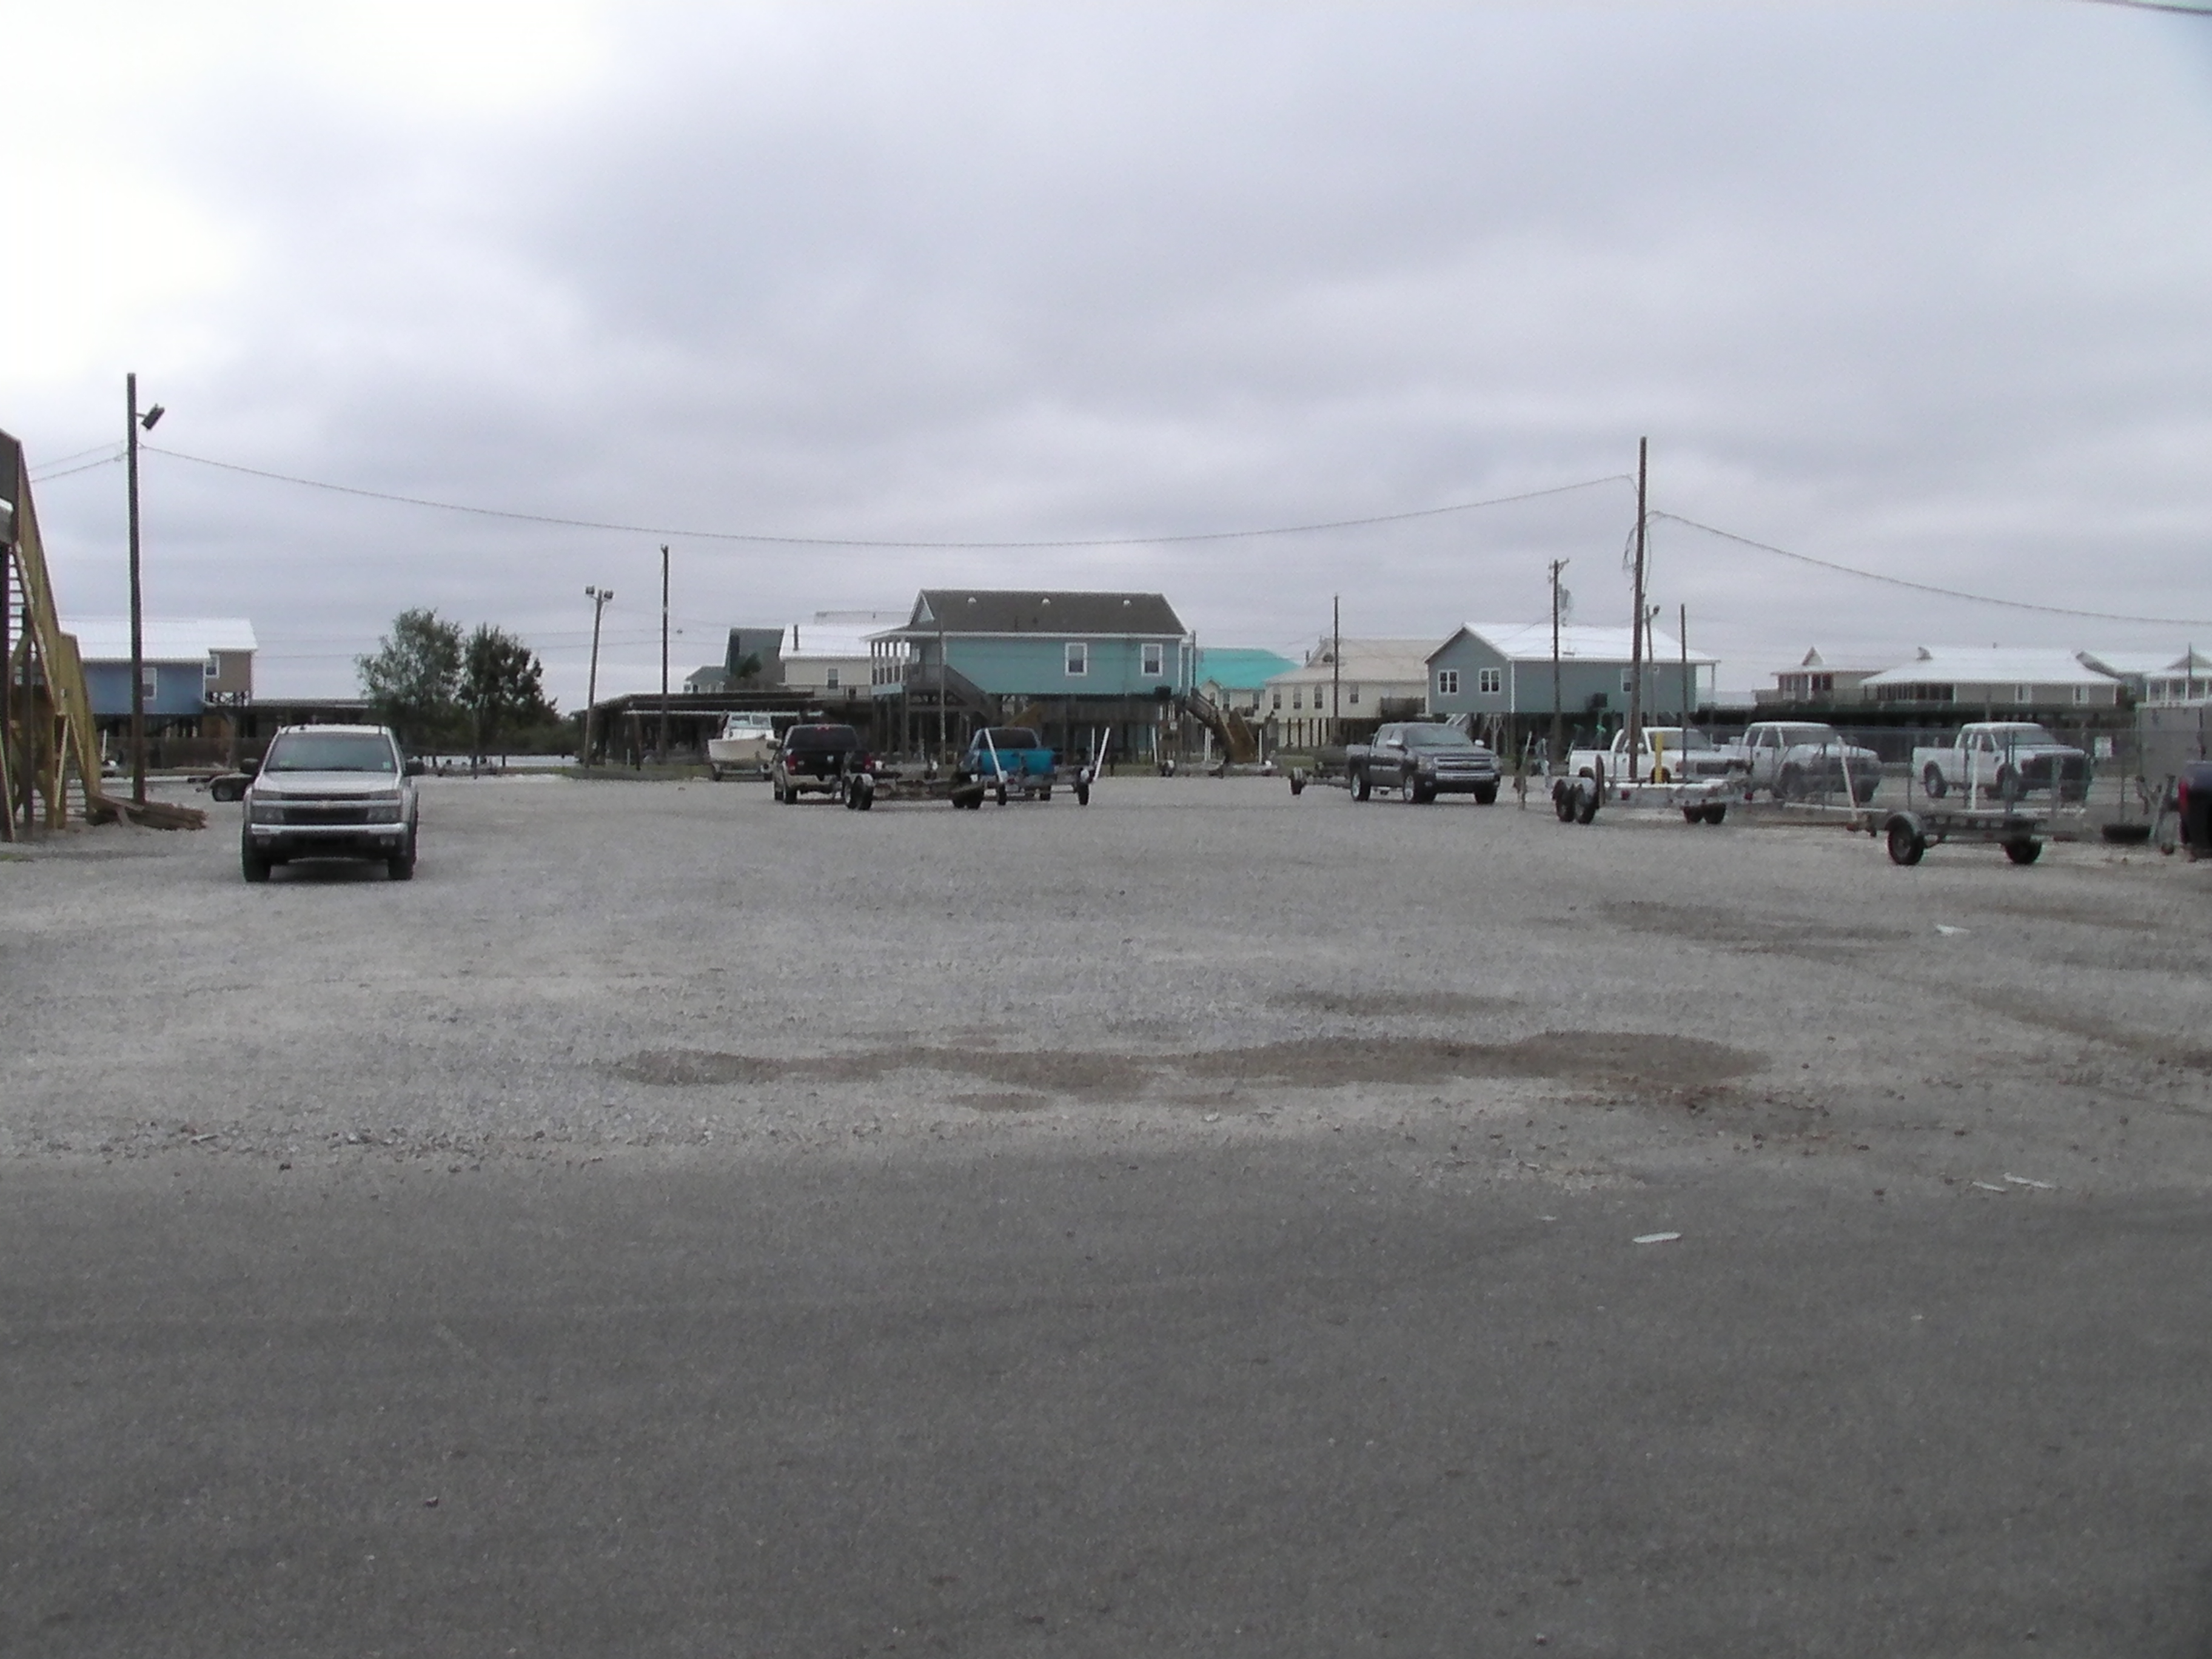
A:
[365,799,404,823]
[248,800,285,824]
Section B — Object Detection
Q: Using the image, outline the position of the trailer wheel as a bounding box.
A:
[1703,802,1728,825]
[708,763,723,782]
[1076,780,1090,806]
[1553,782,1575,822]
[1682,805,1703,824]
[1887,817,1927,866]
[1922,763,1947,800]
[2003,837,2042,865]
[1574,781,1600,825]
[1289,773,1305,796]
[996,783,1008,806]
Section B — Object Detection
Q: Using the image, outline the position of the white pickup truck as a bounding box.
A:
[1736,721,1883,803]
[1913,722,2090,805]
[1565,725,1746,786]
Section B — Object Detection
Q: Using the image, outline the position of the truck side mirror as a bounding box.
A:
[404,757,426,777]
[241,757,260,776]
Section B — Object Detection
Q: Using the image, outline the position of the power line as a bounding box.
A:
[1651,510,2212,628]
[2070,0,2212,15]
[143,444,1630,549]
[30,452,123,484]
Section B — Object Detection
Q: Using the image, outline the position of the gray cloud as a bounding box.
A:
[18,2,2212,701]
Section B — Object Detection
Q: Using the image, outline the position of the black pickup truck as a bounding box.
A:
[1347,723,1501,803]
[772,723,870,803]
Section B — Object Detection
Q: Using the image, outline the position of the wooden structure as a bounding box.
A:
[1,429,203,835]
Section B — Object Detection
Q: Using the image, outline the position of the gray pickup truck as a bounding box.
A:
[241,724,423,882]
[1347,723,1501,803]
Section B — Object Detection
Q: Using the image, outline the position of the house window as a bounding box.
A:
[140,666,159,699]
[1348,683,1360,706]
[1142,642,1164,677]
[1292,688,1303,710]
[1436,669,1460,697]
[2073,686,2088,705]
[2014,685,2030,703]
[1065,642,1087,677]
[824,668,840,689]
[1271,688,1281,711]
[1477,668,1502,695]
[203,655,220,681]
[1622,669,1635,694]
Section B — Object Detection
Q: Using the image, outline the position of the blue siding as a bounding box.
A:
[83,660,207,719]
[1427,634,1703,720]
[933,635,1182,699]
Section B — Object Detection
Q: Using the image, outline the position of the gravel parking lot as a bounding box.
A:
[7,776,2212,1655]
[4,773,2207,1194]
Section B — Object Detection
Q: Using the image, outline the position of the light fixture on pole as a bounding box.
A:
[583,585,614,766]
[126,375,165,805]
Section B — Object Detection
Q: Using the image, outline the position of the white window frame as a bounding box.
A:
[1271,688,1281,711]
[824,667,840,689]
[1065,641,1088,677]
[140,665,159,698]
[1436,669,1460,697]
[1141,642,1164,677]
[1347,683,1360,706]
[1476,667,1502,696]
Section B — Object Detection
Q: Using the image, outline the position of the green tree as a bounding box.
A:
[461,623,555,761]
[357,609,463,746]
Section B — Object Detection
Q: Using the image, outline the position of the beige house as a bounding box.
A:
[1756,647,1888,708]
[780,610,903,703]
[1261,638,1437,750]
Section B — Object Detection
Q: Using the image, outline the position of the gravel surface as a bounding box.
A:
[4,774,2206,1201]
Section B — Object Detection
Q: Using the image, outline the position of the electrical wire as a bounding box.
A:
[141,444,1630,549]
[1651,510,2212,628]
[29,452,123,484]
[30,440,124,472]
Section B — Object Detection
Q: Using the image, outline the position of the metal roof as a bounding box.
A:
[1862,648,2120,688]
[1440,622,1715,666]
[1269,638,1438,685]
[1196,647,1298,689]
[62,616,258,662]
[890,590,1185,637]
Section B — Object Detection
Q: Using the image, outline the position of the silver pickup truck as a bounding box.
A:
[1737,721,1883,803]
[241,725,423,882]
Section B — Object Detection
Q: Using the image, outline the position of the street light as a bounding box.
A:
[583,585,614,766]
[126,374,164,805]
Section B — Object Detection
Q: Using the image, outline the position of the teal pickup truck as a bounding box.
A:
[957,726,1080,805]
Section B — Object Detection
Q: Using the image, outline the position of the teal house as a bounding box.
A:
[870,589,1190,760]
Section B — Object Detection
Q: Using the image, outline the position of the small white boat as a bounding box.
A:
[707,713,778,779]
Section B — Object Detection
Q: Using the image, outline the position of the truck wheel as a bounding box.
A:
[1887,817,1927,866]
[1353,771,1370,802]
[708,764,723,782]
[387,830,417,880]
[241,840,271,883]
[2003,837,2042,865]
[1473,783,1497,805]
[1777,763,1802,802]
[1996,765,2023,805]
[1399,776,1418,804]
[1922,764,1947,800]
[1289,772,1305,796]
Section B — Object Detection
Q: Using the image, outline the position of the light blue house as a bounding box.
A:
[870,589,1190,759]
[62,616,258,758]
[1426,622,1717,748]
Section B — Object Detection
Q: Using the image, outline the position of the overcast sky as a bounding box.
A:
[9,1,2212,703]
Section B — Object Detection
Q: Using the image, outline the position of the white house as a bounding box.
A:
[1262,638,1436,749]
[2077,648,2212,706]
[1860,648,2123,710]
[781,610,904,701]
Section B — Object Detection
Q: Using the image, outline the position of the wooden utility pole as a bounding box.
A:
[583,585,613,765]
[1680,602,1691,725]
[657,545,670,763]
[126,373,161,805]
[1549,558,1569,769]
[1626,436,1648,782]
[1331,595,1341,749]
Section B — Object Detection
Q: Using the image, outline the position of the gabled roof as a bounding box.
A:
[1862,647,2120,688]
[1269,638,1438,685]
[63,616,258,662]
[890,589,1185,637]
[1437,622,1715,666]
[2077,647,2211,679]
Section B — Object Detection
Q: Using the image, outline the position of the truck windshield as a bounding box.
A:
[1399,726,1476,749]
[1989,725,2057,745]
[1640,728,1717,750]
[263,732,397,774]
[1775,726,1837,745]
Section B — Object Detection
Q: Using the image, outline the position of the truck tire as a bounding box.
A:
[1353,771,1370,802]
[387,829,417,880]
[1289,772,1305,796]
[1922,763,1947,800]
[1996,765,2023,805]
[1399,775,1418,804]
[1473,783,1498,805]
[1886,816,1927,866]
[241,839,271,883]
[708,763,723,782]
[2003,837,2042,865]
[1777,762,1802,802]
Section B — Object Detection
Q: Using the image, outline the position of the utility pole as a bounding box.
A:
[1626,435,1648,783]
[1,491,13,842]
[1331,595,1341,749]
[657,545,670,764]
[126,374,164,805]
[1549,558,1569,770]
[583,585,614,765]
[1680,602,1691,725]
